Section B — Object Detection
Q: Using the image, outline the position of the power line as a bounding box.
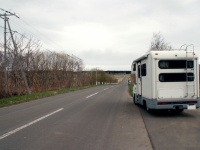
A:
[0,25,21,36]
[0,8,82,61]
[0,8,83,97]
[0,8,31,95]
[10,18,78,59]
[15,19,82,61]
[0,8,19,18]
[0,8,65,54]
[1,23,79,62]
[12,17,69,53]
[19,18,62,49]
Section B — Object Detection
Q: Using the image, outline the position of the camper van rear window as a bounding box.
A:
[159,60,193,69]
[159,73,194,82]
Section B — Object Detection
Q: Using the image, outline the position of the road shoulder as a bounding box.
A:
[106,89,153,150]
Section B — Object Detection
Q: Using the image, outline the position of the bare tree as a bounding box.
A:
[0,32,117,98]
[149,32,172,51]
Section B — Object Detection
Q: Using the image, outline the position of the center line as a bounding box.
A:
[86,92,99,99]
[0,108,64,140]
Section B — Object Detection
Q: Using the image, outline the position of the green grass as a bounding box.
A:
[0,85,96,108]
[128,84,133,97]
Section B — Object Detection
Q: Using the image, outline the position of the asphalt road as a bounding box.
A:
[0,76,152,150]
[1,75,200,150]
[140,107,200,150]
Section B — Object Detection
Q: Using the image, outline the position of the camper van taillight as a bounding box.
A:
[158,101,197,105]
[158,102,169,105]
[188,101,197,105]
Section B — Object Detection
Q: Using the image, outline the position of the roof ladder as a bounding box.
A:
[185,44,195,97]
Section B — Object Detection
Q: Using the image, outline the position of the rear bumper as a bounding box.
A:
[146,98,200,110]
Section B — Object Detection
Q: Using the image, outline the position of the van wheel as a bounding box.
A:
[173,109,184,113]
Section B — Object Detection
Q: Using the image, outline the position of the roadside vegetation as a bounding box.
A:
[0,34,117,107]
[128,84,133,97]
[128,74,135,97]
[0,85,96,108]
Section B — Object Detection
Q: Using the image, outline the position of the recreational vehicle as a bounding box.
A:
[131,48,200,112]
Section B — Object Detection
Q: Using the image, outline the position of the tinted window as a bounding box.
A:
[159,73,194,82]
[159,60,193,69]
[133,64,136,71]
[141,64,146,76]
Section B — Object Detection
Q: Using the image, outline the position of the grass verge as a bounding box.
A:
[128,84,133,97]
[0,85,96,108]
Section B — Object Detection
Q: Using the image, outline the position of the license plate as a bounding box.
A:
[187,105,196,110]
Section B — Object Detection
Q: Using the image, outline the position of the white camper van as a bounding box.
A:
[131,49,200,112]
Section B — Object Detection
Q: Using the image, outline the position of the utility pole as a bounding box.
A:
[4,14,8,95]
[7,19,31,94]
[96,68,97,85]
[0,8,31,95]
[0,11,12,96]
[96,67,98,85]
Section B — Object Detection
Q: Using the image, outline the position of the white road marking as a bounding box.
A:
[86,92,99,99]
[103,88,109,91]
[0,108,64,140]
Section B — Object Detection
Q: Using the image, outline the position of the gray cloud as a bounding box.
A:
[1,0,200,70]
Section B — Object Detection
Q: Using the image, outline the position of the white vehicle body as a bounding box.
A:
[131,50,200,111]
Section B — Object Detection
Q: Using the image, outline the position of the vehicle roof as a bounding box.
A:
[133,50,198,63]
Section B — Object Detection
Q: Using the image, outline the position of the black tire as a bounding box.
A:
[173,109,184,114]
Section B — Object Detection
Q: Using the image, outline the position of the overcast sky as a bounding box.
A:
[0,0,200,70]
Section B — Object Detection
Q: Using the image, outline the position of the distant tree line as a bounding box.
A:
[0,34,117,98]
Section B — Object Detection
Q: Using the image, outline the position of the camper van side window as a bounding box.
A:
[159,60,193,69]
[138,65,141,78]
[133,64,136,71]
[159,73,194,82]
[141,64,146,76]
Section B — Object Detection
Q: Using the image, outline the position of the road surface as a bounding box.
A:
[0,76,152,150]
[140,107,200,150]
[1,75,200,150]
